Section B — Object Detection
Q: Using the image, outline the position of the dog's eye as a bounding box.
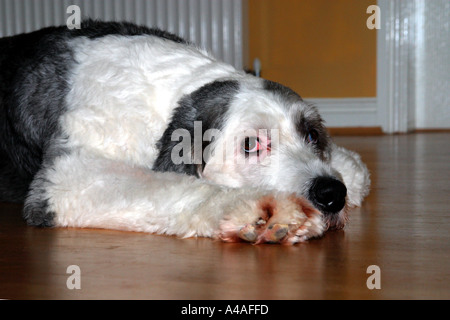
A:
[242,137,261,153]
[307,130,318,144]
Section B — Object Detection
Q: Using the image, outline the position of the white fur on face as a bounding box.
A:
[202,86,332,192]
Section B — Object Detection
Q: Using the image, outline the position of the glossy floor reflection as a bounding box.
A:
[0,133,449,299]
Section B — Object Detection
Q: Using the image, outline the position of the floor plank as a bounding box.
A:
[0,133,449,299]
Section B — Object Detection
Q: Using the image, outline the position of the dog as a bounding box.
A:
[0,20,370,244]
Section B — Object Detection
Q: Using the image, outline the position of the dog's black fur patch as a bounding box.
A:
[0,26,74,203]
[153,80,240,176]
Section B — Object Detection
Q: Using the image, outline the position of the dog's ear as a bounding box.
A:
[330,144,371,207]
[153,80,239,177]
[263,79,303,102]
[263,79,332,160]
[295,103,332,162]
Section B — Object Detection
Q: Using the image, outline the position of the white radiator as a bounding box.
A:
[0,0,246,69]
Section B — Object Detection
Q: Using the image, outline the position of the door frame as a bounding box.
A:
[376,0,417,133]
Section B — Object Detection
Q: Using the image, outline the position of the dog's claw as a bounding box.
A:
[238,224,258,242]
[238,223,289,244]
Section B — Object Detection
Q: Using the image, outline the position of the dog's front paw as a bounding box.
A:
[217,194,324,245]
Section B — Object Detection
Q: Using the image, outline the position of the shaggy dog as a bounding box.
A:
[0,20,370,244]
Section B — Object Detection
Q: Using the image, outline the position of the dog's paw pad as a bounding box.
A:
[257,223,289,243]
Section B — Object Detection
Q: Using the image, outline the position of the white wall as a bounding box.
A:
[377,0,450,132]
[414,0,450,129]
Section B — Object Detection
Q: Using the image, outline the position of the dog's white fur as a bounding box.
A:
[30,35,370,244]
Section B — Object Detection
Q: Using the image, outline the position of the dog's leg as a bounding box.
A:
[330,144,371,207]
[24,151,324,244]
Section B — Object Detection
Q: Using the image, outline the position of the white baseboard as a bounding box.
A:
[305,97,378,128]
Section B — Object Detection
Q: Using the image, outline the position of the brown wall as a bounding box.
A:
[247,0,377,98]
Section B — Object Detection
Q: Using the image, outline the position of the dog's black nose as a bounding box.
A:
[309,177,347,214]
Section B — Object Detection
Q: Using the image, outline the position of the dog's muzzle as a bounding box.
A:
[309,177,347,215]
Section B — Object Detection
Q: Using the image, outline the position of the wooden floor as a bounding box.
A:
[0,133,449,300]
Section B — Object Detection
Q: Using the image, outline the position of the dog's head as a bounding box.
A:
[154,77,348,230]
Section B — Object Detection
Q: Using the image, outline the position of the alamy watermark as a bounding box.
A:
[170,122,280,167]
[366,265,381,290]
[66,265,81,290]
[366,5,381,30]
[66,5,81,30]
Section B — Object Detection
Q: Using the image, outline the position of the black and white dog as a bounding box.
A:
[0,20,370,244]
